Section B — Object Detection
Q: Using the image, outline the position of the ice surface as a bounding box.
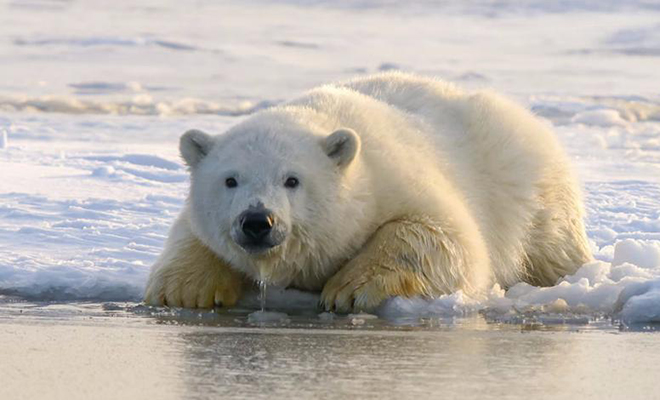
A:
[0,94,274,116]
[614,280,660,323]
[247,310,290,324]
[3,302,660,400]
[1,0,659,325]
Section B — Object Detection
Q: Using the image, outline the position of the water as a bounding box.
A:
[260,280,267,311]
[0,300,658,400]
[247,281,291,323]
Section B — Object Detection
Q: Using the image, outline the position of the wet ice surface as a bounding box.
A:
[1,299,659,400]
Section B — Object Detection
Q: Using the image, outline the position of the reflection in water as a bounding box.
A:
[1,301,658,400]
[167,318,657,399]
[174,322,571,399]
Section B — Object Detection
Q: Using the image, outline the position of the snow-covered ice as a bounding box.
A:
[1,0,659,327]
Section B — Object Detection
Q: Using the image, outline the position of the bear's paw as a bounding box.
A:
[321,261,433,313]
[144,261,243,309]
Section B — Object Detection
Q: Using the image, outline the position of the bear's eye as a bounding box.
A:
[284,177,299,189]
[225,177,238,188]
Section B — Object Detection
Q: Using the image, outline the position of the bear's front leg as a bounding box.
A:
[144,235,245,308]
[321,217,488,312]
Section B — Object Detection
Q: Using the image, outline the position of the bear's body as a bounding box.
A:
[145,73,591,311]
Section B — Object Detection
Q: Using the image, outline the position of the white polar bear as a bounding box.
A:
[145,72,592,312]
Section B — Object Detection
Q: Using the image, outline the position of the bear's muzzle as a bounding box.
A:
[234,208,285,254]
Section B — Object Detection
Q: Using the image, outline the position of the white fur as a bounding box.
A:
[145,72,591,309]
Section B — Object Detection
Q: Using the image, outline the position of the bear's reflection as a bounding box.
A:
[166,321,569,398]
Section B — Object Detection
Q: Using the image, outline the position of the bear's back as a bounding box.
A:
[337,73,576,286]
[336,72,470,138]
[338,72,465,115]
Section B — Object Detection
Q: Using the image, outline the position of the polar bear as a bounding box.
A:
[144,72,592,312]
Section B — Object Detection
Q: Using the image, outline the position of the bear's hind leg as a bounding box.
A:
[522,175,593,287]
[321,217,490,312]
[523,207,592,287]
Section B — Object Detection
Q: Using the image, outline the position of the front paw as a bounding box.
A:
[320,261,431,313]
[144,266,243,309]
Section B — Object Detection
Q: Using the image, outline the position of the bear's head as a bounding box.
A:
[179,111,369,287]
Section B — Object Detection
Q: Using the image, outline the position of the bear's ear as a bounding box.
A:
[323,128,360,169]
[180,129,213,168]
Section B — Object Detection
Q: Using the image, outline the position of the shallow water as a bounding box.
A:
[1,299,658,400]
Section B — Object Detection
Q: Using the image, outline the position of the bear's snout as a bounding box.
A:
[233,208,286,254]
[241,211,274,241]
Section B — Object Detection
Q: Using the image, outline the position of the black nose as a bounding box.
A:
[241,211,274,241]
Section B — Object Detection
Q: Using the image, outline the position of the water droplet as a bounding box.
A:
[259,280,267,312]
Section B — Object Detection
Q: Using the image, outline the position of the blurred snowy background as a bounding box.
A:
[0,0,659,324]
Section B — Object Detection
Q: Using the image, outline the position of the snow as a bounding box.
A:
[0,129,7,149]
[1,0,659,326]
[572,109,629,127]
[611,239,660,268]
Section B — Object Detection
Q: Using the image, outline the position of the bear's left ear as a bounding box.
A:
[180,129,214,168]
[322,128,361,169]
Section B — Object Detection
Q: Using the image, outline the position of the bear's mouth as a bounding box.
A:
[236,238,282,255]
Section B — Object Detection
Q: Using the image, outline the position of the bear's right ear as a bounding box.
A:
[180,129,213,168]
[322,128,361,169]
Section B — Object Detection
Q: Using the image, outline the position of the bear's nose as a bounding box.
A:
[240,211,274,241]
